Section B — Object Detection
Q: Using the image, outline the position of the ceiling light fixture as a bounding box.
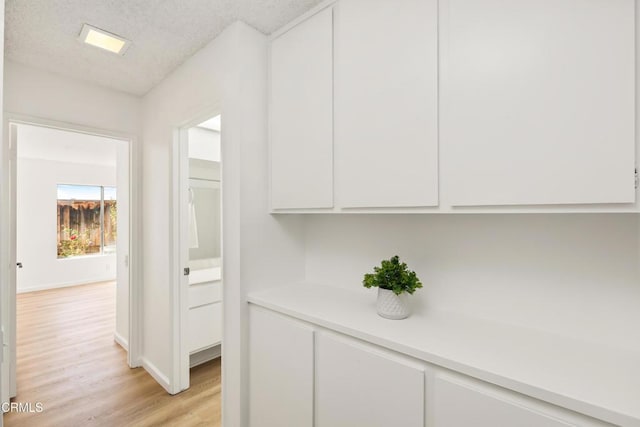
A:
[79,24,131,55]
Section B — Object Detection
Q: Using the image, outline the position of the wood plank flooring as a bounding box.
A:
[5,281,221,427]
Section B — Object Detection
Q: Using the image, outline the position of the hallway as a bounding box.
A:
[5,281,221,426]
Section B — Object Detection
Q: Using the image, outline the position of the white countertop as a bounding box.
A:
[188,266,222,285]
[248,284,640,427]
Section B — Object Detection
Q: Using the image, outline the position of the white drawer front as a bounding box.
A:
[188,280,222,308]
[434,375,612,427]
[188,302,222,353]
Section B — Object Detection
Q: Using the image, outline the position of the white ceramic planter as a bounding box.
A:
[376,288,410,320]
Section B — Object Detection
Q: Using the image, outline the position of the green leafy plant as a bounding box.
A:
[363,255,423,295]
[57,226,95,258]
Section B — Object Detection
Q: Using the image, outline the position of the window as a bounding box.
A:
[57,184,117,258]
[103,186,117,254]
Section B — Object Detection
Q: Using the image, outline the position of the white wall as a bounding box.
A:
[304,214,640,352]
[16,158,117,292]
[188,127,221,162]
[4,61,141,135]
[141,21,305,425]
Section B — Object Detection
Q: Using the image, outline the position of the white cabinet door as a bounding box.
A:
[434,375,611,427]
[442,0,635,206]
[188,302,221,353]
[249,306,314,427]
[270,7,334,209]
[316,332,424,427]
[188,281,222,308]
[335,0,439,208]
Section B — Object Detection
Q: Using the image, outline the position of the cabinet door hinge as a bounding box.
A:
[635,168,638,189]
[184,267,190,276]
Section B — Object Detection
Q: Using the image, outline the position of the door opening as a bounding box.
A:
[174,113,223,393]
[0,118,139,420]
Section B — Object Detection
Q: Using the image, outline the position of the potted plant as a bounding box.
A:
[363,255,422,319]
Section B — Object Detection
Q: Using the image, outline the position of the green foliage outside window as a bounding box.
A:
[57,184,117,258]
[58,226,97,258]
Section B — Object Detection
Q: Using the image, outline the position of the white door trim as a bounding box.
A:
[171,126,190,394]
[170,107,221,394]
[0,113,142,380]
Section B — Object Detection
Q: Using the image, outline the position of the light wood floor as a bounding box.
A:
[5,281,221,427]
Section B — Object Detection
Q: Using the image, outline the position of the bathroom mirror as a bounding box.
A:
[188,177,221,262]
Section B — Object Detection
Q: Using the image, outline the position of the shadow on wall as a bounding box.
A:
[303,213,640,351]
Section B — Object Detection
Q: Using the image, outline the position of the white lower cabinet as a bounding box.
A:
[433,374,612,427]
[188,302,221,353]
[188,280,223,353]
[315,332,425,427]
[249,306,314,427]
[248,305,614,427]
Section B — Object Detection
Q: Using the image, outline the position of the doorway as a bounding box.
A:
[0,117,140,414]
[16,125,122,293]
[174,114,223,392]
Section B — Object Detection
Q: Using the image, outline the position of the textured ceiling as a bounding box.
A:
[5,0,323,96]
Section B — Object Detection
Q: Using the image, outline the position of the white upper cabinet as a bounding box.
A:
[270,7,334,209]
[270,0,636,212]
[442,0,635,206]
[334,0,439,208]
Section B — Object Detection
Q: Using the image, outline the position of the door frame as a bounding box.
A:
[171,107,221,393]
[0,113,142,405]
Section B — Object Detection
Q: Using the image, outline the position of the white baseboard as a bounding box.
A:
[141,357,172,394]
[17,276,117,294]
[190,344,221,368]
[129,357,142,369]
[114,332,129,351]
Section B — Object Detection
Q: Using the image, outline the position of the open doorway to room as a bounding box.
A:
[3,122,132,425]
[175,114,222,395]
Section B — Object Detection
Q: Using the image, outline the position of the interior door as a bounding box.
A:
[177,127,190,392]
[115,141,131,365]
[1,123,18,410]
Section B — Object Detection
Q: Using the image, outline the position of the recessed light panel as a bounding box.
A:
[79,24,130,55]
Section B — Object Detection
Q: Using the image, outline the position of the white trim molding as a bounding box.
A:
[114,332,129,351]
[16,278,117,294]
[141,357,172,394]
[2,112,143,372]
